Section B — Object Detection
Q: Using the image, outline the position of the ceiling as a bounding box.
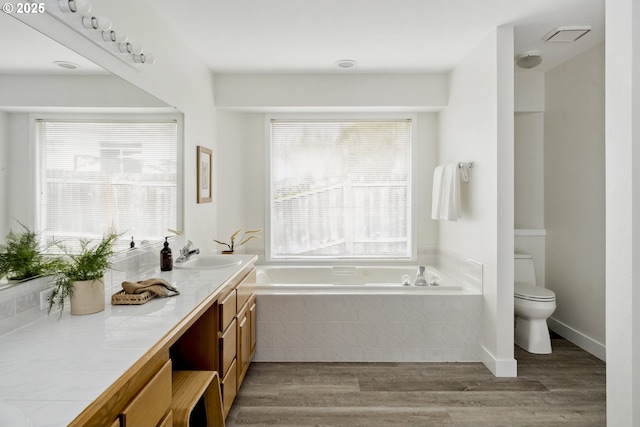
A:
[0,0,604,75]
[146,0,604,74]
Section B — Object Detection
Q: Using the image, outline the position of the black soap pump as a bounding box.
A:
[160,237,173,271]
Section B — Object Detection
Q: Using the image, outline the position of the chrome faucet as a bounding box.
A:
[176,240,200,263]
[414,266,428,286]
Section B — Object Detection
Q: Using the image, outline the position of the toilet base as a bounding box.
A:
[514,317,552,354]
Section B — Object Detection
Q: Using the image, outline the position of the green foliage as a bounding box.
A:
[48,228,121,315]
[0,222,63,281]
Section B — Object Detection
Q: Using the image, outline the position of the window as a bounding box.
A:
[268,117,415,260]
[36,118,181,250]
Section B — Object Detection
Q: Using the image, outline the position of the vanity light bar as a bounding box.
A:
[56,0,155,66]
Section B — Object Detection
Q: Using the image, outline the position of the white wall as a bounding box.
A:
[606,0,640,424]
[214,74,449,110]
[11,1,219,252]
[438,27,515,376]
[514,73,545,113]
[544,43,605,359]
[515,113,544,229]
[0,112,7,235]
[216,110,253,250]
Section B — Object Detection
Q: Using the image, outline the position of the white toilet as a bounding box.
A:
[514,253,556,354]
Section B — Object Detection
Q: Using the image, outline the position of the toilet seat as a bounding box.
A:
[514,282,556,302]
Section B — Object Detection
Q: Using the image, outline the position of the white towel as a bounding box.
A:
[432,163,461,221]
[431,165,445,220]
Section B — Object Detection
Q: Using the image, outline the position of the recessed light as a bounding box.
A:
[336,59,357,69]
[515,52,542,69]
[54,61,79,70]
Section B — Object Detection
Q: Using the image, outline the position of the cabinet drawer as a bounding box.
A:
[121,360,172,427]
[220,317,237,377]
[220,289,237,332]
[221,359,238,418]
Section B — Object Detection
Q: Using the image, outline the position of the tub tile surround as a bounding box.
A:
[436,249,483,292]
[0,276,55,336]
[256,294,482,363]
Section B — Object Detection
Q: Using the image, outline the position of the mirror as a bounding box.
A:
[0,13,181,267]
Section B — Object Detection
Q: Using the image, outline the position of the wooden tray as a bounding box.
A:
[111,290,155,305]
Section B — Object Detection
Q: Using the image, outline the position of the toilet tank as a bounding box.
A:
[514,253,536,287]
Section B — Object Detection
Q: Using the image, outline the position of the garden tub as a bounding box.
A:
[255,265,464,294]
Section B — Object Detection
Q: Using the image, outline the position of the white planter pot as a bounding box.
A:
[70,278,105,315]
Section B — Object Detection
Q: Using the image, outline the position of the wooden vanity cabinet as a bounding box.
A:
[70,261,257,427]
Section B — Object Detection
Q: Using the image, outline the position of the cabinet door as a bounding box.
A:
[221,359,237,418]
[249,296,257,356]
[236,304,251,386]
[120,360,172,427]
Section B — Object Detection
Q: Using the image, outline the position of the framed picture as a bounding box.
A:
[197,146,213,203]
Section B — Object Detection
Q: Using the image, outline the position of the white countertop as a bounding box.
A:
[0,255,256,427]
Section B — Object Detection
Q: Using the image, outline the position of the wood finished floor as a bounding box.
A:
[226,338,606,427]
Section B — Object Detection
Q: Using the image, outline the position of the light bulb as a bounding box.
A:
[82,16,112,31]
[133,53,155,64]
[59,0,91,14]
[102,30,127,43]
[118,42,142,54]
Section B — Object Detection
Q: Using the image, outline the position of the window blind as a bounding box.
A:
[37,120,178,250]
[269,119,412,259]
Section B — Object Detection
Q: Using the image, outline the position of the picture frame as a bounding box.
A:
[197,146,213,203]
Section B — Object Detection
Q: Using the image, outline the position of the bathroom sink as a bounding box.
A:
[174,255,242,269]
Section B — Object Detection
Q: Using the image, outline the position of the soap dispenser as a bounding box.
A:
[414,266,427,286]
[160,237,173,271]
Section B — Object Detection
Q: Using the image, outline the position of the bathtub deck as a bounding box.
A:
[227,337,606,427]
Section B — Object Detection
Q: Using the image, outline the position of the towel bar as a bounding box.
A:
[458,162,474,169]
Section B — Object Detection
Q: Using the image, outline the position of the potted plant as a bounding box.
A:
[214,228,261,254]
[48,229,120,316]
[0,222,63,282]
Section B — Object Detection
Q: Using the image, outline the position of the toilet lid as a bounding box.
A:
[514,282,556,301]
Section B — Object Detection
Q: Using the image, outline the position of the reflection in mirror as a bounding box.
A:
[0,13,183,277]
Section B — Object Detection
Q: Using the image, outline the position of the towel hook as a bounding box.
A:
[458,162,473,183]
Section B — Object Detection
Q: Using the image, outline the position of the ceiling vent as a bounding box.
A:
[543,25,592,42]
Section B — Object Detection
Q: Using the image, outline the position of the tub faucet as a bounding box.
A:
[176,240,200,263]
[414,266,428,286]
[428,273,441,286]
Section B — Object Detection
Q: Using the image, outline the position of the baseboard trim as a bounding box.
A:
[480,345,517,377]
[548,317,606,361]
